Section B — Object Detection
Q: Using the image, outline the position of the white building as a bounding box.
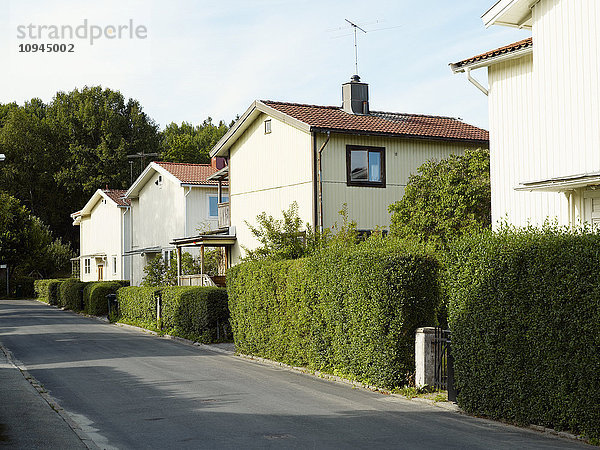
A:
[192,77,488,264]
[71,189,131,282]
[124,160,228,285]
[451,0,600,227]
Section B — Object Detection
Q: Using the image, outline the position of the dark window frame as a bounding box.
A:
[345,145,386,188]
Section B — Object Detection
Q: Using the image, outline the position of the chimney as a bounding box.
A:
[342,75,369,115]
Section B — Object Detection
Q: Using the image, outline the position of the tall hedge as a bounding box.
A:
[34,279,65,303]
[227,239,440,388]
[117,286,161,326]
[160,287,229,343]
[83,281,130,315]
[58,279,88,310]
[447,227,600,440]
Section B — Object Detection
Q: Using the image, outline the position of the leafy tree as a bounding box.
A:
[388,148,491,249]
[142,252,219,286]
[0,87,161,245]
[159,118,229,164]
[0,191,73,278]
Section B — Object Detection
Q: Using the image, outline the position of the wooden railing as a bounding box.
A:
[218,202,230,229]
[178,274,216,287]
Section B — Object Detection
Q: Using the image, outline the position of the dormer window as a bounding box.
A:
[264,119,272,134]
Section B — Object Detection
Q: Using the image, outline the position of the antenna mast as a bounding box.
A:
[345,19,367,75]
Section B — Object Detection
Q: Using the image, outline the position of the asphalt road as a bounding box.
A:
[0,299,589,449]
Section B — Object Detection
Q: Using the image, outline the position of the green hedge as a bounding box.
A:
[160,287,229,343]
[34,279,69,304]
[117,286,160,326]
[58,279,88,310]
[227,239,440,388]
[83,281,129,316]
[447,227,600,440]
[9,276,36,298]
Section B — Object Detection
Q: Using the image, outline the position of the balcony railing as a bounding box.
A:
[218,202,230,229]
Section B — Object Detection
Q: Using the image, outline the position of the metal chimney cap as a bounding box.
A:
[350,74,361,82]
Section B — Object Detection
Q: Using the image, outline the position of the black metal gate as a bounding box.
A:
[433,328,457,402]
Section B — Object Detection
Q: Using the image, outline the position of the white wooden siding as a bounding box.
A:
[532,0,600,178]
[228,112,314,262]
[488,54,569,227]
[79,197,124,282]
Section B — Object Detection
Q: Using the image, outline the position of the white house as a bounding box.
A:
[451,0,600,228]
[124,160,228,285]
[71,189,131,282]
[175,77,488,264]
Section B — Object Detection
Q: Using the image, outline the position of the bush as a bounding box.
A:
[447,226,600,440]
[9,276,36,298]
[116,286,161,326]
[160,286,229,343]
[83,281,129,315]
[227,238,440,388]
[58,279,88,310]
[34,278,69,304]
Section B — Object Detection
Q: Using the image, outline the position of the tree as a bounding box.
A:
[159,118,229,164]
[0,191,72,278]
[0,87,161,245]
[388,148,491,249]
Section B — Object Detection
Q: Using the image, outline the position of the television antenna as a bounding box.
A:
[345,19,366,75]
[329,19,403,76]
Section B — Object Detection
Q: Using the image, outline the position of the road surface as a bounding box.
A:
[0,299,588,449]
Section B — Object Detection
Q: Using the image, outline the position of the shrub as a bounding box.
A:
[83,281,129,315]
[227,238,440,388]
[447,226,600,440]
[10,276,36,298]
[116,286,161,326]
[58,279,88,310]
[160,286,229,343]
[34,278,69,304]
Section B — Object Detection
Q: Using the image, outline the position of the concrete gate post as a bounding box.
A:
[415,327,436,388]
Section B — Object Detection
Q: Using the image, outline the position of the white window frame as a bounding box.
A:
[84,258,91,274]
[112,256,118,275]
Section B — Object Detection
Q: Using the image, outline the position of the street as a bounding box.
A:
[0,300,588,449]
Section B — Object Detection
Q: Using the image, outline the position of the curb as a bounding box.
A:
[0,342,99,450]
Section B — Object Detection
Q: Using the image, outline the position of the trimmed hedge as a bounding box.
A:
[83,281,129,315]
[161,287,229,343]
[115,286,229,343]
[34,278,69,305]
[58,279,88,310]
[117,286,161,326]
[227,239,440,388]
[447,227,600,440]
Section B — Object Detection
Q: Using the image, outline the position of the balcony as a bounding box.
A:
[218,202,230,229]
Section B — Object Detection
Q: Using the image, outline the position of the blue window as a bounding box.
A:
[209,196,229,217]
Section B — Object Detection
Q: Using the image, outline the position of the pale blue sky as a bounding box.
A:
[1,0,530,130]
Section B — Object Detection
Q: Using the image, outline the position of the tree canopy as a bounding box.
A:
[159,118,229,164]
[388,148,491,249]
[0,191,72,278]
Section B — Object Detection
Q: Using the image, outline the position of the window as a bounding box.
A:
[112,256,117,275]
[163,250,172,267]
[84,258,91,274]
[264,119,272,134]
[346,145,386,187]
[209,195,229,217]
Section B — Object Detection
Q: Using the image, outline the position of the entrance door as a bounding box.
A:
[583,190,600,228]
[98,264,104,281]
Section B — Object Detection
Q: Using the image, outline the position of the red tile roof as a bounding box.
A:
[102,189,130,206]
[453,37,533,69]
[154,161,227,186]
[262,101,489,143]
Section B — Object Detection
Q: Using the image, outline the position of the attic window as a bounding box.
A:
[346,145,386,188]
[155,175,163,187]
[264,119,272,134]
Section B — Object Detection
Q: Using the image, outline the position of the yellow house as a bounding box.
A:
[176,77,489,264]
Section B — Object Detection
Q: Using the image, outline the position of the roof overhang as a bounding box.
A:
[71,189,127,225]
[77,253,107,259]
[123,246,162,256]
[207,166,229,182]
[210,101,311,158]
[515,172,600,192]
[170,233,237,248]
[482,0,534,29]
[450,45,533,73]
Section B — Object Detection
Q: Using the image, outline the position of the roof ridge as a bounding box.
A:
[261,100,340,110]
[371,110,464,121]
[154,161,212,167]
